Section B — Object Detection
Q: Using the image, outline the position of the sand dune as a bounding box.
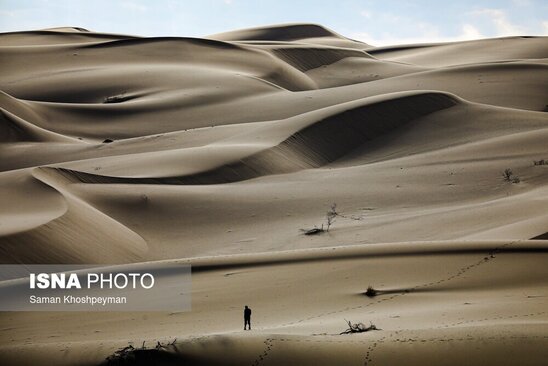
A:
[208,23,370,49]
[0,23,547,365]
[2,241,548,365]
[39,91,459,183]
[368,36,548,67]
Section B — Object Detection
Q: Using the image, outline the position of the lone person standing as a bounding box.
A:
[244,305,252,330]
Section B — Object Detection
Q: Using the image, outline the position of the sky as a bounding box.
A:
[0,0,547,46]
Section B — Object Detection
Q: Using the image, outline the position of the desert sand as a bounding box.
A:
[0,23,547,365]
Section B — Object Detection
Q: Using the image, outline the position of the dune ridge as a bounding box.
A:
[37,91,459,185]
[270,47,373,72]
[209,23,345,41]
[0,166,147,264]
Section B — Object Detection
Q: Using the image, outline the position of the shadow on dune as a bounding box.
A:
[44,91,459,185]
[101,347,191,366]
[531,232,548,240]
[272,47,373,72]
[208,23,359,43]
[362,287,420,296]
[359,286,469,297]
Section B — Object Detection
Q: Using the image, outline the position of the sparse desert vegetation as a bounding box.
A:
[340,320,380,334]
[104,339,177,365]
[365,285,378,297]
[303,203,339,235]
[502,168,520,183]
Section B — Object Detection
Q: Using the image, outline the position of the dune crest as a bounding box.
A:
[43,91,459,185]
[209,23,344,40]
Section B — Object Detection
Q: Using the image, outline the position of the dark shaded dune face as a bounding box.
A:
[43,92,459,185]
[0,92,78,143]
[0,167,147,264]
[45,27,91,32]
[0,109,35,142]
[208,23,345,42]
[0,91,45,125]
[172,93,459,184]
[0,108,59,143]
[271,47,373,72]
[531,232,548,240]
[0,214,146,264]
[208,23,371,49]
[273,93,458,163]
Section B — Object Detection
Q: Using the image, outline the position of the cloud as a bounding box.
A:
[461,24,483,39]
[543,21,548,33]
[360,10,372,19]
[0,10,16,17]
[120,1,147,13]
[511,0,531,6]
[470,8,524,36]
[350,23,485,47]
[416,22,441,38]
